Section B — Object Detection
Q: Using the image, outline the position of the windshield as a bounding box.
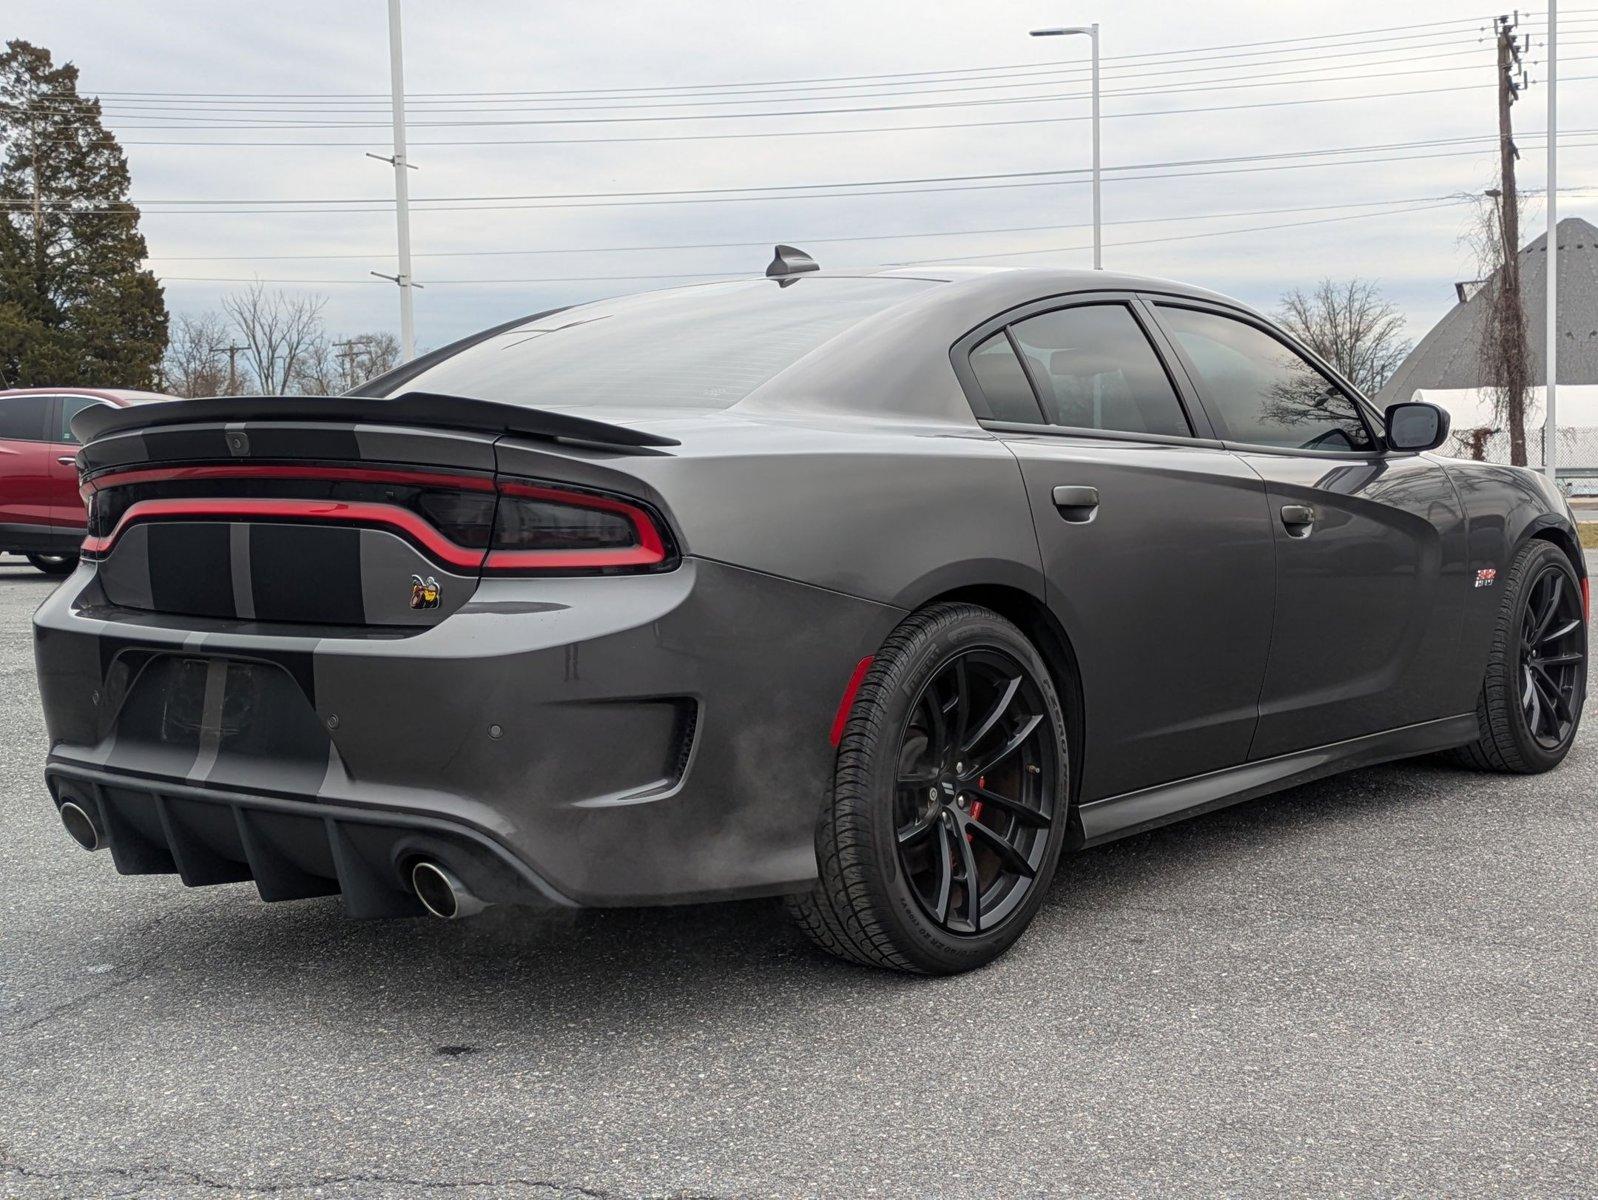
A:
[383,276,935,410]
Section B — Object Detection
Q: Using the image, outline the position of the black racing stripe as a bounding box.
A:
[148,524,235,616]
[246,426,361,459]
[142,428,231,462]
[249,524,365,625]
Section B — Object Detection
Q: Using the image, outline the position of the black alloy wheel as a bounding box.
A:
[1454,538,1587,773]
[788,602,1071,974]
[893,649,1056,935]
[1519,562,1585,750]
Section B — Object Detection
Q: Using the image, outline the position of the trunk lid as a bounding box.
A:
[82,421,501,629]
[75,395,681,630]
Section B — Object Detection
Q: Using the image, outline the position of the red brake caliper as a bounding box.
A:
[967,776,985,841]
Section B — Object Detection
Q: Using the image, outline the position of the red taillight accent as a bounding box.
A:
[82,497,488,570]
[79,463,672,576]
[829,656,876,747]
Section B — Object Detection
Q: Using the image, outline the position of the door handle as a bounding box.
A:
[1052,485,1100,523]
[1280,503,1316,537]
[56,456,77,466]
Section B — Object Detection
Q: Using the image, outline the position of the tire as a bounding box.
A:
[1452,539,1587,773]
[788,602,1072,974]
[26,553,77,577]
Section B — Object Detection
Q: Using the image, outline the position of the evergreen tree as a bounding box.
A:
[0,39,167,388]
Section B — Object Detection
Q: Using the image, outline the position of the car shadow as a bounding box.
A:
[0,560,65,583]
[149,751,1482,1048]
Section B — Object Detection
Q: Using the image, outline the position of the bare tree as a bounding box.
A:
[161,311,232,398]
[359,330,401,381]
[291,330,403,394]
[1276,279,1412,397]
[220,280,326,395]
[1466,190,1533,465]
[289,334,340,396]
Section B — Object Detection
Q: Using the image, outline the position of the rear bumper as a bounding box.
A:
[35,556,901,909]
[46,763,570,915]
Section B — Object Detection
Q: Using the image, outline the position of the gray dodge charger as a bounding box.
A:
[34,250,1588,973]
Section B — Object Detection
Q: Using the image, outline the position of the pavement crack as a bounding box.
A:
[1,1157,731,1199]
[1,901,202,1039]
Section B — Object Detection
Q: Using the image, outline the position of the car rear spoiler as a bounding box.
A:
[70,390,681,450]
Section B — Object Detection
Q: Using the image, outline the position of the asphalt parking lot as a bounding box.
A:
[1,556,1594,1199]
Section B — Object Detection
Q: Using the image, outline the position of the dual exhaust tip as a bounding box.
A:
[59,800,105,852]
[59,797,486,921]
[409,860,487,921]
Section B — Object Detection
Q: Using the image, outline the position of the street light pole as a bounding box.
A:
[1030,22,1100,269]
[1545,0,1559,484]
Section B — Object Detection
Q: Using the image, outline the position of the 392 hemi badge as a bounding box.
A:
[1475,567,1498,589]
[410,574,442,609]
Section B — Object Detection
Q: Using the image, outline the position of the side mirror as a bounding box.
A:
[1385,401,1450,452]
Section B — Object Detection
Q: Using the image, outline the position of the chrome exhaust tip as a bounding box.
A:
[410,860,487,920]
[59,800,105,852]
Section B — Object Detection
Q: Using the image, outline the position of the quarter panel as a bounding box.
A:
[497,416,1046,608]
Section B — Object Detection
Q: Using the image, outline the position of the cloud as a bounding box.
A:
[11,0,1594,351]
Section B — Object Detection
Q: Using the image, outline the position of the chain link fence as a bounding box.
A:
[1444,425,1598,492]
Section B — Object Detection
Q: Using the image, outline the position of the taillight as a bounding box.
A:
[78,464,675,576]
[415,489,497,549]
[485,481,670,574]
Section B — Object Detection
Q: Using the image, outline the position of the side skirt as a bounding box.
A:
[1076,713,1479,847]
[0,521,85,555]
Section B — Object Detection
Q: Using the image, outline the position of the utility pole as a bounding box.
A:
[211,342,246,394]
[1494,13,1531,467]
[333,338,370,391]
[369,0,417,362]
[1545,0,1559,484]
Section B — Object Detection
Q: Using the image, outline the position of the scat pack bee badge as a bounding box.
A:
[409,574,442,609]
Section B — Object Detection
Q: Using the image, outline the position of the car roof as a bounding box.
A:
[843,263,1239,305]
[0,386,176,405]
[732,266,1250,424]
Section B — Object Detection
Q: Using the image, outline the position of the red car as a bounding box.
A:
[0,387,174,575]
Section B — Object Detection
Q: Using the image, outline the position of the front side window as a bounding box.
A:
[1007,304,1191,438]
[0,395,53,441]
[1157,306,1373,451]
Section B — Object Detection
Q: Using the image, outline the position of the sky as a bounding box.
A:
[8,0,1597,355]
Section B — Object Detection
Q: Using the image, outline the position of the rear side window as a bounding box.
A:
[58,396,106,443]
[1008,305,1191,437]
[968,333,1043,422]
[0,395,52,441]
[1157,306,1373,451]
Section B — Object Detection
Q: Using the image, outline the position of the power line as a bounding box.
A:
[13,126,1598,217]
[31,42,1598,148]
[34,51,1598,136]
[153,194,1536,285]
[22,56,1557,128]
[73,11,1594,102]
[142,192,1520,263]
[24,60,1598,150]
[44,33,1537,115]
